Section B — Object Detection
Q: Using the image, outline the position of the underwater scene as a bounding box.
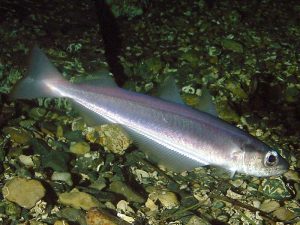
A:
[0,0,299,224]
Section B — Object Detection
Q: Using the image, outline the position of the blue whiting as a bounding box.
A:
[11,46,289,177]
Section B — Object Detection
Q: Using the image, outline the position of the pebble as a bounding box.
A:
[221,38,243,53]
[109,180,144,203]
[70,142,91,155]
[99,124,132,155]
[19,154,35,167]
[217,214,229,223]
[3,127,32,145]
[259,178,291,200]
[284,170,300,182]
[148,189,179,209]
[259,200,280,213]
[116,200,135,214]
[86,207,119,225]
[226,189,243,200]
[186,215,211,225]
[59,189,101,210]
[29,107,46,119]
[2,177,45,209]
[230,179,244,188]
[145,198,158,211]
[272,207,295,221]
[54,221,70,225]
[51,172,73,186]
[86,124,132,155]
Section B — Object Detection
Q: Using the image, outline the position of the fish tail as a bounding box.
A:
[10,46,65,100]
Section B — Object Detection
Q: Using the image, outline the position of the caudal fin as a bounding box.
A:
[10,46,65,100]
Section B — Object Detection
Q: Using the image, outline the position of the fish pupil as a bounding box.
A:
[267,155,277,164]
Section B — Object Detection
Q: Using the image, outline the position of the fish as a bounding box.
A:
[11,46,289,177]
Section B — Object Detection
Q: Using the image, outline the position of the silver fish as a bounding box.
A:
[11,46,289,177]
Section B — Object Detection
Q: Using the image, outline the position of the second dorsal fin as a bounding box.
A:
[195,88,218,117]
[157,76,184,104]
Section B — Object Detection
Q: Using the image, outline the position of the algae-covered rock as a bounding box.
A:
[216,100,240,123]
[260,200,280,213]
[148,189,179,209]
[3,126,32,145]
[221,38,243,53]
[29,107,46,119]
[225,80,248,99]
[272,207,295,221]
[70,141,91,155]
[41,151,70,172]
[51,171,73,186]
[56,207,87,225]
[259,178,291,200]
[4,201,22,218]
[2,177,46,209]
[109,180,145,203]
[284,170,300,182]
[86,124,132,155]
[59,188,101,210]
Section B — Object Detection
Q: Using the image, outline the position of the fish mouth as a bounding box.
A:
[269,159,289,177]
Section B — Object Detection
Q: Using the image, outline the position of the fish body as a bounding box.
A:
[11,47,289,177]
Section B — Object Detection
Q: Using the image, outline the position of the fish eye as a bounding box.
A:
[264,151,279,167]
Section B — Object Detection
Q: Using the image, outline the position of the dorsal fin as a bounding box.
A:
[196,88,218,117]
[157,76,184,104]
[72,70,118,88]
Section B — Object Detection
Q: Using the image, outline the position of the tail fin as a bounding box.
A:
[10,46,65,100]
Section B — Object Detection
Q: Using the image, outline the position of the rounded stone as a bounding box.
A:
[272,207,295,221]
[149,190,179,209]
[260,200,280,213]
[70,142,91,155]
[86,207,118,225]
[54,220,70,225]
[51,172,73,186]
[2,177,46,209]
[59,189,101,210]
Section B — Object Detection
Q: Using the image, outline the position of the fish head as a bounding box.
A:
[241,141,289,177]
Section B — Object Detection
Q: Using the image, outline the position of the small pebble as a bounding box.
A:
[59,189,101,210]
[3,127,32,145]
[2,177,45,209]
[109,181,144,203]
[70,142,90,155]
[19,155,35,167]
[260,200,280,213]
[149,190,179,209]
[272,207,295,221]
[51,172,73,186]
[86,207,119,225]
[186,215,211,225]
[54,220,70,225]
[284,170,300,183]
